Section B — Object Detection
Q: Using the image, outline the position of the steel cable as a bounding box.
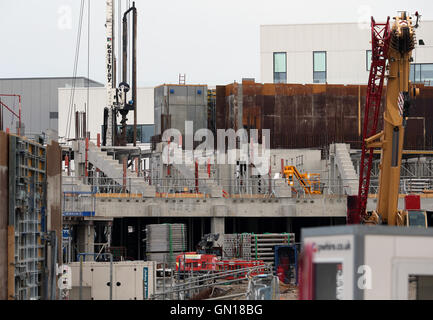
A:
[66,0,85,140]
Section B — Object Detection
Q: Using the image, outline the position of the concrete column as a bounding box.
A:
[211,217,225,247]
[46,141,63,300]
[107,221,112,248]
[77,221,94,261]
[0,132,8,300]
[46,141,63,266]
[286,217,293,233]
[247,218,256,233]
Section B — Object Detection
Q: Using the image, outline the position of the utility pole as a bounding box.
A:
[132,5,137,146]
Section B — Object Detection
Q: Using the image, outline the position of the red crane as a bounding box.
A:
[347,17,392,224]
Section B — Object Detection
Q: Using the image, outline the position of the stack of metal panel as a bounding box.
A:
[223,233,295,265]
[223,233,253,260]
[223,233,252,260]
[146,224,187,268]
[222,234,237,259]
[250,233,295,265]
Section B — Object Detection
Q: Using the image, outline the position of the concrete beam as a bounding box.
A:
[93,195,348,218]
[367,197,433,212]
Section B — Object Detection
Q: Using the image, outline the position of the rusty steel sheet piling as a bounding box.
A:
[216,80,433,151]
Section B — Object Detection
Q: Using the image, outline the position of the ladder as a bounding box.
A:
[179,73,186,85]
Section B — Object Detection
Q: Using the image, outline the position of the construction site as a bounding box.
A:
[1,1,433,302]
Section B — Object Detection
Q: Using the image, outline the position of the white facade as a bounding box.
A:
[58,87,154,142]
[260,20,433,85]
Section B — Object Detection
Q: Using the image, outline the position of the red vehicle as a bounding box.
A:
[216,259,266,279]
[176,253,266,279]
[176,252,218,272]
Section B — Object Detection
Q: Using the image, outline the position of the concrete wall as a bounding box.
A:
[46,141,63,267]
[0,77,103,136]
[154,84,208,137]
[260,21,433,84]
[58,87,154,142]
[269,149,322,175]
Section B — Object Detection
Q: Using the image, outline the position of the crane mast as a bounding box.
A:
[104,0,137,147]
[353,11,420,226]
[105,0,116,147]
[375,12,416,225]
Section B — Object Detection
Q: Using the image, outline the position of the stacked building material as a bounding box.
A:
[223,233,252,260]
[146,224,187,268]
[223,233,295,265]
[251,233,295,264]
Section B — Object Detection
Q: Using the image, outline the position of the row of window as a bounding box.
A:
[410,63,433,84]
[273,51,328,84]
[273,51,433,85]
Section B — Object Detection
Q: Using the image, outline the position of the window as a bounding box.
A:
[410,63,433,85]
[409,275,433,300]
[273,52,287,83]
[49,112,59,119]
[314,262,343,300]
[421,64,433,83]
[313,51,327,83]
[366,50,372,71]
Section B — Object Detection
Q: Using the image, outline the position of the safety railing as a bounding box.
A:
[62,175,359,198]
[62,190,96,217]
[63,174,433,202]
[151,262,274,300]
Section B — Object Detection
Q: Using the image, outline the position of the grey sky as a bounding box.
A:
[0,0,432,86]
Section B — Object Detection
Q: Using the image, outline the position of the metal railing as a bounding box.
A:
[151,263,274,300]
[62,190,96,217]
[63,175,357,197]
[62,174,433,203]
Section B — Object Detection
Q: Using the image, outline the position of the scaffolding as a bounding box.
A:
[9,135,46,300]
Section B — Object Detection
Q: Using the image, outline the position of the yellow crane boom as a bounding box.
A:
[283,165,321,195]
[366,12,422,226]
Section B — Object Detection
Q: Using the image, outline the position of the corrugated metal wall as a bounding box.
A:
[0,78,103,136]
[216,80,433,151]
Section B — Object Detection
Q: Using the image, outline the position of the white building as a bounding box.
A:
[58,87,154,143]
[260,20,433,85]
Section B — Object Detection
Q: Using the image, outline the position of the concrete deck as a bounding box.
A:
[92,194,347,218]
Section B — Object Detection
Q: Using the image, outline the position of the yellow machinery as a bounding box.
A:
[362,12,427,227]
[283,165,321,195]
